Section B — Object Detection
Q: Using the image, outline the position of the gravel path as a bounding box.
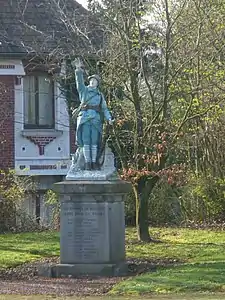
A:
[0,277,122,296]
[0,258,124,296]
[0,257,177,296]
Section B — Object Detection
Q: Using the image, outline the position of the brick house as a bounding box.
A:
[0,0,99,224]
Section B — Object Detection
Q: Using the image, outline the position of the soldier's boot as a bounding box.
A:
[92,162,100,171]
[85,162,91,171]
[83,145,91,171]
[91,145,99,170]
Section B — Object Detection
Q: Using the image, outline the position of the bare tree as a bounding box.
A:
[86,0,225,240]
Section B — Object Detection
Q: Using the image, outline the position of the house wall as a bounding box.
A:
[0,75,15,169]
[15,80,71,176]
[0,59,71,175]
[21,193,55,226]
[0,58,72,226]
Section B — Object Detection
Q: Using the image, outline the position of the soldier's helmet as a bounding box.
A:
[88,74,101,86]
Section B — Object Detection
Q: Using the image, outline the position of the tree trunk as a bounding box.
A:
[137,190,150,241]
[133,177,159,242]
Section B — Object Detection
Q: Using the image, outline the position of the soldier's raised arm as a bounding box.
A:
[72,58,87,98]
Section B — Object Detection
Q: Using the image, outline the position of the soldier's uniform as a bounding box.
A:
[75,68,112,170]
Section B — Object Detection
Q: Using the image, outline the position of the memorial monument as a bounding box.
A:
[51,59,132,277]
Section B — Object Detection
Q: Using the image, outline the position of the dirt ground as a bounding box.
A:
[0,257,158,296]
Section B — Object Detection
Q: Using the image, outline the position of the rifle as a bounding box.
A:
[96,122,111,168]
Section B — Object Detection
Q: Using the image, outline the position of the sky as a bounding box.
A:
[76,0,88,9]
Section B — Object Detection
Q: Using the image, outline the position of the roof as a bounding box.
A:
[0,40,25,54]
[0,0,102,58]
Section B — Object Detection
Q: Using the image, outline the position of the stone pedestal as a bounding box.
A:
[52,180,131,277]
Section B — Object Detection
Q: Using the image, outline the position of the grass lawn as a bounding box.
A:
[1,296,225,300]
[111,227,225,295]
[0,231,59,268]
[1,227,225,296]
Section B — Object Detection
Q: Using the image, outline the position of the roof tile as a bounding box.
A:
[0,0,102,56]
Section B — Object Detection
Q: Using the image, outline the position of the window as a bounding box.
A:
[24,74,55,129]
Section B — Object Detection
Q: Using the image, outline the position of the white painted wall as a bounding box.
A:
[0,59,25,75]
[0,58,70,224]
[14,66,71,176]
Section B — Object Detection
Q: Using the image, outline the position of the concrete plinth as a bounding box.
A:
[51,263,128,277]
[50,180,131,277]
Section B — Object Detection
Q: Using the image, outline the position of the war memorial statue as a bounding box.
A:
[66,58,116,180]
[46,58,132,278]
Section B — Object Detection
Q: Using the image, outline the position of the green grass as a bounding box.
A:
[0,231,59,268]
[1,227,225,296]
[110,227,225,295]
[2,296,225,300]
[125,227,225,263]
[110,262,225,295]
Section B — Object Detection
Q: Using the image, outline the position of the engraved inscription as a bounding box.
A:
[61,203,109,263]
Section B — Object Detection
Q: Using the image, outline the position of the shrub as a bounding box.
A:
[0,170,36,232]
[179,173,225,223]
[44,189,60,230]
[149,181,182,226]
